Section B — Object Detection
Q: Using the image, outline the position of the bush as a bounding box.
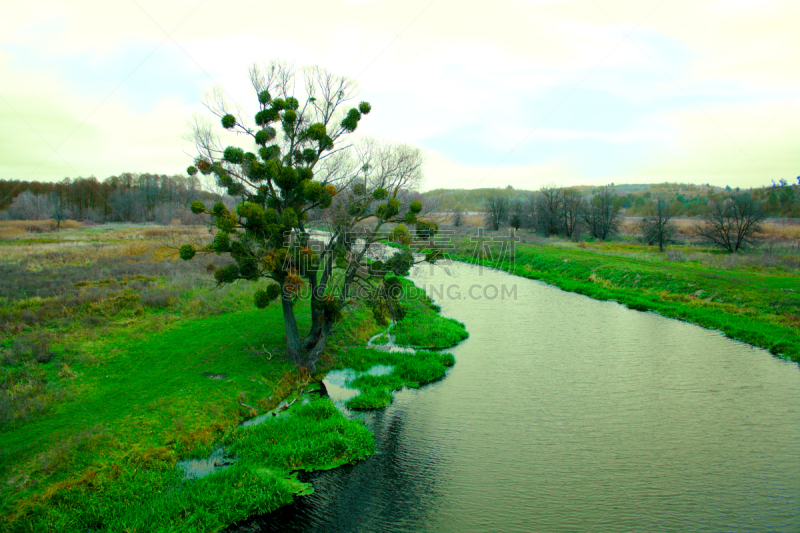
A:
[389,224,411,246]
[141,290,179,309]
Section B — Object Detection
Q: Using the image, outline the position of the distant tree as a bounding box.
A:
[415,221,439,241]
[561,187,584,239]
[694,193,765,252]
[451,208,464,227]
[8,191,51,220]
[535,184,563,236]
[49,192,68,230]
[766,191,780,214]
[640,194,676,251]
[582,186,620,240]
[484,195,508,230]
[508,198,525,230]
[525,192,538,230]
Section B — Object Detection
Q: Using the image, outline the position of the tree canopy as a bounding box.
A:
[181,62,431,370]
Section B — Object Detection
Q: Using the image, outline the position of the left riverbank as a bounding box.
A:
[0,223,467,532]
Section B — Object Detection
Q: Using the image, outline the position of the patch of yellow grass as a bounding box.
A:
[0,219,84,240]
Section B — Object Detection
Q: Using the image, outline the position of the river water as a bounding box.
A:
[234,260,800,532]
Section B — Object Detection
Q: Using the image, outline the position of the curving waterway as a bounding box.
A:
[232,260,800,532]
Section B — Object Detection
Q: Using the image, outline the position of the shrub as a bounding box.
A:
[389,224,411,246]
[141,290,179,309]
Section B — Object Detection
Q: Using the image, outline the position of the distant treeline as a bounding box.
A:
[428,180,800,218]
[0,174,219,224]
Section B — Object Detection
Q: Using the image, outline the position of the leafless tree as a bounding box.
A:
[641,194,676,251]
[49,192,68,230]
[582,186,620,240]
[561,187,584,239]
[535,184,563,236]
[525,192,538,230]
[451,208,464,227]
[694,193,765,252]
[484,195,508,230]
[508,198,525,230]
[8,191,51,220]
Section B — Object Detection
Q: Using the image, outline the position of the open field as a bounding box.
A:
[0,222,465,531]
[449,213,800,245]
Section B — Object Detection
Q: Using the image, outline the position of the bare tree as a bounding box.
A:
[8,191,51,220]
[694,193,765,252]
[49,192,68,230]
[535,184,563,236]
[484,195,508,230]
[561,187,584,239]
[451,208,464,227]
[508,198,525,230]
[641,194,676,251]
[525,192,538,230]
[582,186,620,240]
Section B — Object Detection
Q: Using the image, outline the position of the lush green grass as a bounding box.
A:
[8,397,370,533]
[388,277,469,349]
[345,387,396,410]
[1,289,381,531]
[449,238,800,363]
[224,398,374,472]
[337,328,461,410]
[327,278,466,410]
[1,225,469,531]
[392,308,469,349]
[1,282,464,529]
[342,349,457,410]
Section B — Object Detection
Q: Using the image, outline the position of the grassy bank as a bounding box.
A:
[330,280,467,410]
[0,223,467,532]
[446,234,800,363]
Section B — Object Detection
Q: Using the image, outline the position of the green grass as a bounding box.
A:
[223,398,375,472]
[1,294,382,531]
[449,239,800,363]
[1,226,470,531]
[385,277,469,349]
[370,333,390,346]
[9,397,370,533]
[337,346,458,411]
[392,307,469,349]
[345,388,396,410]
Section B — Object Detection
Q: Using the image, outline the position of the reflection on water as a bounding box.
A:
[229,261,800,532]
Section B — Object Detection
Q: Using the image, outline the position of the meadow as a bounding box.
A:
[0,220,466,532]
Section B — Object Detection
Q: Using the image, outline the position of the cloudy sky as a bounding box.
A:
[1,0,798,191]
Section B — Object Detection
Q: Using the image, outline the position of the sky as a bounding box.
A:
[1,0,798,192]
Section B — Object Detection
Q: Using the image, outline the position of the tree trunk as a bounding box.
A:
[303,321,333,372]
[281,287,302,364]
[303,301,323,350]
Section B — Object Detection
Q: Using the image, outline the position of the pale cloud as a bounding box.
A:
[1,0,798,190]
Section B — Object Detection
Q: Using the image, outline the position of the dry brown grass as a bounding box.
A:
[443,213,800,242]
[460,214,485,227]
[0,220,84,240]
[621,217,800,242]
[0,224,210,266]
[674,218,800,242]
[761,219,800,241]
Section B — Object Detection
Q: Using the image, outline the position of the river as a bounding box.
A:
[231,259,800,532]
